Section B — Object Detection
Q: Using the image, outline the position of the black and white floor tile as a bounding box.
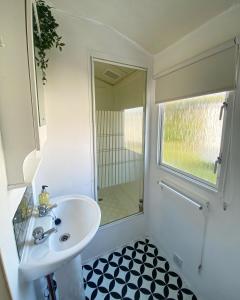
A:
[83,239,197,300]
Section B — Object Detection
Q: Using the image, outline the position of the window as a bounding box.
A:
[158,92,229,186]
[124,107,143,154]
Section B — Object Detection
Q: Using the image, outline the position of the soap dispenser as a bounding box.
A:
[39,185,50,206]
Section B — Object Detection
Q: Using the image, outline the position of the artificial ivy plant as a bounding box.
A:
[33,0,65,84]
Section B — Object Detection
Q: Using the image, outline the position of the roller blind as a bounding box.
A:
[155,40,238,103]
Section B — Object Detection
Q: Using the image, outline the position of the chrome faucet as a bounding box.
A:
[32,226,57,244]
[37,203,57,217]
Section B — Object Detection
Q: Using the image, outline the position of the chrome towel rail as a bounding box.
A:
[157,181,203,210]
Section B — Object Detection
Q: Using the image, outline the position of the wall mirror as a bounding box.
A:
[31,1,46,126]
[92,59,147,226]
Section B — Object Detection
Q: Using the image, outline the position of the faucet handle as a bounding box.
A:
[49,203,57,209]
[32,226,57,244]
[38,205,48,217]
[32,226,44,239]
[37,203,57,217]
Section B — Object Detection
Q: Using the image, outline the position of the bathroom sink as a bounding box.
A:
[19,195,101,281]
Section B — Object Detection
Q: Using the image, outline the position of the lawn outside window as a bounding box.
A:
[158,92,230,188]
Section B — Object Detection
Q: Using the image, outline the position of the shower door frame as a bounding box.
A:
[90,55,149,225]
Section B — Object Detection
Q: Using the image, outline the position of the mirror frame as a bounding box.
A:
[26,0,46,137]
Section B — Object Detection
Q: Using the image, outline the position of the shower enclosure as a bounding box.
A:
[92,59,147,225]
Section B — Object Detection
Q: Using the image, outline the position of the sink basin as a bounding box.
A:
[19,195,101,281]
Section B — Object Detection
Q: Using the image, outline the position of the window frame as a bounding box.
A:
[157,91,233,192]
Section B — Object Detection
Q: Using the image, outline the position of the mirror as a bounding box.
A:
[32,3,46,126]
[93,59,147,225]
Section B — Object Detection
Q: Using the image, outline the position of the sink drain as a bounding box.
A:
[59,233,70,242]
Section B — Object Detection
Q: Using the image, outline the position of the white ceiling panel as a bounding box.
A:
[50,0,239,54]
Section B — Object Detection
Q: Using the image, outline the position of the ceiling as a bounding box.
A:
[50,0,239,54]
[94,61,136,85]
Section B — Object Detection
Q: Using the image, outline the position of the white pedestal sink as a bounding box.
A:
[19,195,101,298]
[55,255,86,300]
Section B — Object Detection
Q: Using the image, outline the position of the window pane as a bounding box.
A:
[124,107,143,154]
[161,92,226,184]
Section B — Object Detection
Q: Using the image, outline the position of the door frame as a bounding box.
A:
[90,54,150,225]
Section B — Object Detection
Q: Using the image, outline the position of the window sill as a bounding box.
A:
[157,163,219,196]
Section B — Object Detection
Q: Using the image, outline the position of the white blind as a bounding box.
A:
[155,40,238,103]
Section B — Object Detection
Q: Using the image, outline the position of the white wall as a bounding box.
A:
[0,253,11,300]
[0,0,41,187]
[82,213,145,263]
[32,4,240,300]
[32,5,240,300]
[2,1,239,299]
[113,70,146,110]
[95,79,114,111]
[0,0,39,298]
[33,9,152,258]
[149,6,240,300]
[154,4,240,76]
[34,10,151,198]
[0,132,36,300]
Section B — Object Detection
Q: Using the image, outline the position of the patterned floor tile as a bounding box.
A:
[83,239,197,300]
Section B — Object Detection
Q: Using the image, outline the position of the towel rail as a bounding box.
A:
[157,181,203,210]
[157,180,209,272]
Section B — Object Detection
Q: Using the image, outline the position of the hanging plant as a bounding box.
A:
[33,0,65,84]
